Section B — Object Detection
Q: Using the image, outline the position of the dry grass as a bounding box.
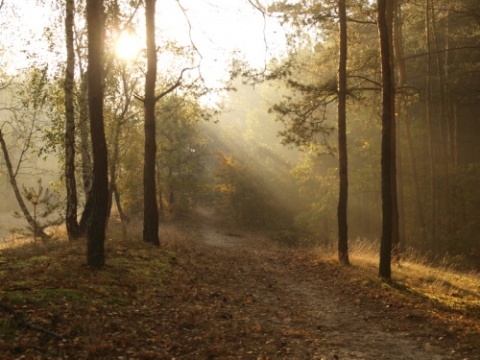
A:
[315,237,480,318]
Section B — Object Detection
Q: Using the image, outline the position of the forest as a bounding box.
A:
[0,0,480,359]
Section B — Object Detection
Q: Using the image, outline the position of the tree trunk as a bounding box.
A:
[78,73,93,237]
[76,26,94,237]
[79,74,93,198]
[107,66,132,225]
[425,0,436,250]
[337,0,349,265]
[378,0,397,281]
[387,0,400,264]
[113,185,129,239]
[0,130,48,240]
[79,190,94,237]
[86,0,108,269]
[143,0,160,246]
[64,0,79,241]
[107,116,122,223]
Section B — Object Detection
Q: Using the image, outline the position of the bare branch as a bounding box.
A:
[154,66,196,102]
[346,16,376,25]
[348,75,382,88]
[174,0,203,62]
[246,0,268,72]
[405,46,480,60]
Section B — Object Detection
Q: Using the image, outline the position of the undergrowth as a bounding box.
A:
[308,238,480,357]
[315,237,480,328]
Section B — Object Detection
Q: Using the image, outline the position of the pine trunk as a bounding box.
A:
[86,0,108,269]
[425,0,436,249]
[378,0,397,280]
[143,0,160,246]
[337,0,349,265]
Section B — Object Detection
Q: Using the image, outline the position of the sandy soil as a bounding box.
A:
[160,221,467,359]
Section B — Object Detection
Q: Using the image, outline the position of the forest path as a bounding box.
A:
[161,220,462,359]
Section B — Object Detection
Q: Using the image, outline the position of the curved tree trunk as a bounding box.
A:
[113,185,129,239]
[79,189,94,237]
[0,130,48,240]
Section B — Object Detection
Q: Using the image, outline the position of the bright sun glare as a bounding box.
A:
[115,32,143,60]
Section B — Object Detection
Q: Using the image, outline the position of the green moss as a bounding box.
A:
[105,296,129,306]
[361,279,377,288]
[28,255,51,263]
[38,288,87,302]
[8,280,37,289]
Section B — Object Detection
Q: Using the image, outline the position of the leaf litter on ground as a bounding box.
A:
[0,221,479,359]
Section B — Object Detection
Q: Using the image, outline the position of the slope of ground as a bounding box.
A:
[0,220,479,359]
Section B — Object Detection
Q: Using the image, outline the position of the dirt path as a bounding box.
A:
[160,223,466,359]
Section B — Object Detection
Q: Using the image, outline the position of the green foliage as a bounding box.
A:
[156,95,210,215]
[117,93,210,218]
[117,122,144,214]
[291,148,338,240]
[213,153,268,225]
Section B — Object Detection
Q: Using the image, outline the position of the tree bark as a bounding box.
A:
[387,0,400,264]
[86,0,108,269]
[113,185,129,239]
[74,18,94,237]
[378,0,397,280]
[79,75,93,197]
[64,0,80,241]
[107,66,132,226]
[107,112,122,222]
[78,74,93,237]
[143,0,160,246]
[0,130,48,240]
[425,0,436,250]
[337,0,349,265]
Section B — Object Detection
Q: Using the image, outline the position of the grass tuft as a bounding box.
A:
[315,237,480,318]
